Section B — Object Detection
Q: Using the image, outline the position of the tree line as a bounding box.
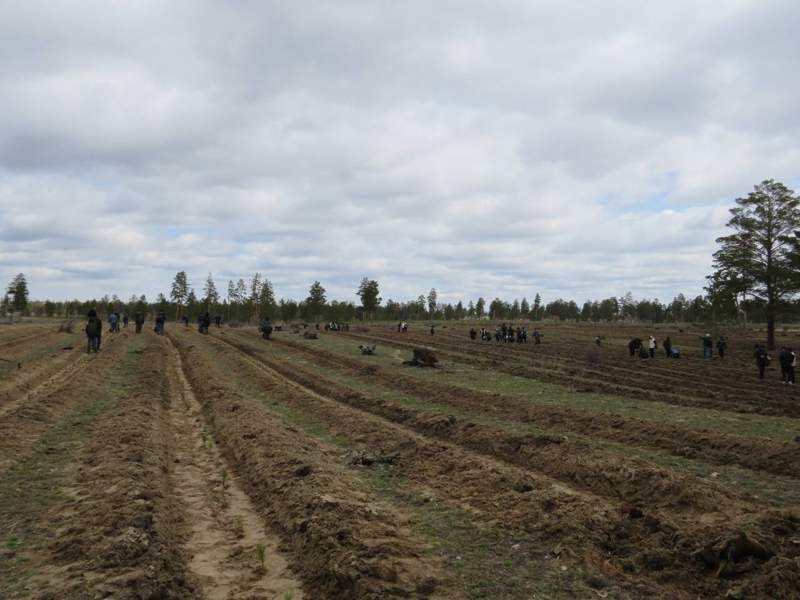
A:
[6,179,800,345]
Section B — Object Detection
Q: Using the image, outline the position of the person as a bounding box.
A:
[648,336,657,359]
[533,329,542,345]
[122,313,129,328]
[85,309,102,353]
[791,348,797,385]
[628,337,642,357]
[595,336,602,347]
[200,312,211,334]
[109,311,119,333]
[214,315,222,328]
[398,322,402,333]
[430,325,435,335]
[521,327,528,343]
[500,323,507,341]
[260,317,273,340]
[754,344,770,380]
[717,335,728,360]
[663,336,673,358]
[134,312,145,334]
[779,347,796,385]
[155,311,166,336]
[469,328,477,340]
[182,314,189,327]
[702,334,713,360]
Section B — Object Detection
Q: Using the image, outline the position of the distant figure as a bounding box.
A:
[199,312,211,334]
[398,322,402,333]
[85,309,102,353]
[134,312,144,334]
[122,313,129,328]
[779,347,796,385]
[182,315,189,327]
[109,312,119,333]
[702,334,713,360]
[532,329,542,345]
[628,338,642,357]
[430,325,435,336]
[260,317,273,340]
[754,344,770,380]
[214,315,222,327]
[594,336,602,347]
[469,328,477,340]
[155,311,166,336]
[716,335,728,360]
[648,336,657,359]
[663,336,673,358]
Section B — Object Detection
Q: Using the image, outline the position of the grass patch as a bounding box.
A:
[0,338,141,597]
[283,332,800,443]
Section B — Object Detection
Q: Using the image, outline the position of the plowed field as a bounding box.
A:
[1,320,798,599]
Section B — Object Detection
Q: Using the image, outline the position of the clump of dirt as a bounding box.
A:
[403,348,438,367]
[57,320,74,333]
[303,331,319,340]
[346,448,400,467]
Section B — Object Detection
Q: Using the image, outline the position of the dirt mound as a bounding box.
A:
[403,348,438,367]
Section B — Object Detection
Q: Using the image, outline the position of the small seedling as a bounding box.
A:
[231,515,245,539]
[283,593,294,600]
[256,543,267,572]
[221,469,229,490]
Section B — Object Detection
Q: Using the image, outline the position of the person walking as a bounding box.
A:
[109,311,119,333]
[702,334,713,360]
[134,312,144,334]
[754,344,771,380]
[663,336,672,358]
[85,309,102,353]
[779,347,796,385]
[155,311,166,336]
[628,337,642,357]
[717,335,728,359]
[648,336,657,359]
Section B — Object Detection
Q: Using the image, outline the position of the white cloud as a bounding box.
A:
[0,0,798,304]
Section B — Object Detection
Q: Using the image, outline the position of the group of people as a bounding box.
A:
[324,322,349,331]
[84,310,149,351]
[467,324,542,344]
[753,345,797,383]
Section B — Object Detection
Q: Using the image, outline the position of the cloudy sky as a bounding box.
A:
[1,1,799,305]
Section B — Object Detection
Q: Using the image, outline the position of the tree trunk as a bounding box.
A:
[766,301,776,350]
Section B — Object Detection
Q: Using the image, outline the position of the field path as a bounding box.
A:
[163,335,304,599]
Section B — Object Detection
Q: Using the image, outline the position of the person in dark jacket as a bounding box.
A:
[717,335,728,359]
[182,314,189,327]
[260,317,273,339]
[469,328,477,340]
[85,309,102,353]
[199,312,211,334]
[155,312,166,336]
[754,344,771,380]
[122,313,129,328]
[628,337,642,357]
[663,336,672,358]
[134,312,145,333]
[702,334,713,359]
[214,315,222,327]
[779,347,796,384]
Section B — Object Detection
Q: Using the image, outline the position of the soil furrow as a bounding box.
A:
[169,329,453,599]
[162,334,305,599]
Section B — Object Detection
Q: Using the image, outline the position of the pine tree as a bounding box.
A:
[203,273,219,309]
[6,273,29,313]
[712,179,800,348]
[306,281,327,322]
[170,271,189,318]
[427,288,437,318]
[475,297,486,318]
[357,278,381,320]
[259,279,276,318]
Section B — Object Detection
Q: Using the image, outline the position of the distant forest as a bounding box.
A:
[4,271,798,325]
